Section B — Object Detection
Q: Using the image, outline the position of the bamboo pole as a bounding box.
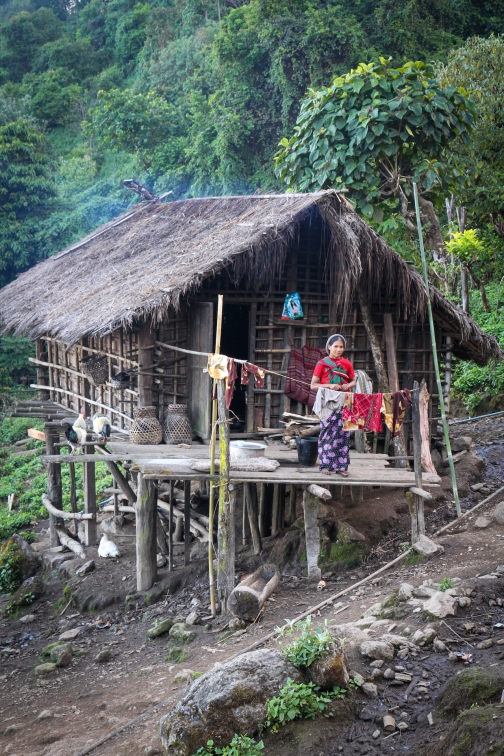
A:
[413,183,461,517]
[208,294,224,616]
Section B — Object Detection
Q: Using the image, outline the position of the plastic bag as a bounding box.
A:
[281,292,304,320]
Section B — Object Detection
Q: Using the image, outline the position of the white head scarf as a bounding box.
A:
[326,334,346,354]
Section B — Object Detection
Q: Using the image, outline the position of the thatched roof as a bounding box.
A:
[0,190,500,365]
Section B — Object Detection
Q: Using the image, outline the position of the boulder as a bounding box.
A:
[430,448,443,473]
[160,649,303,756]
[337,521,366,544]
[0,535,39,582]
[5,574,44,612]
[169,623,196,644]
[148,619,174,639]
[304,642,349,690]
[49,642,73,661]
[362,603,383,618]
[474,516,492,529]
[362,682,378,698]
[95,649,112,663]
[59,627,81,642]
[35,663,57,675]
[100,515,125,535]
[413,535,444,556]
[359,641,395,661]
[19,613,36,624]
[75,560,95,576]
[185,611,200,626]
[491,501,504,526]
[450,436,472,453]
[397,583,414,602]
[422,592,457,619]
[56,650,72,667]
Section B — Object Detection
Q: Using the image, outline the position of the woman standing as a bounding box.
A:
[310,335,356,477]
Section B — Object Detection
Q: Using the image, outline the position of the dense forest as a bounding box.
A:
[1,0,504,410]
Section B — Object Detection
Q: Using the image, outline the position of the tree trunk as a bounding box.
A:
[467,264,491,312]
[417,193,446,262]
[358,290,390,392]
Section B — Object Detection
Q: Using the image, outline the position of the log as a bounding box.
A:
[42,493,94,521]
[95,450,136,505]
[409,380,425,545]
[409,487,433,500]
[28,428,46,442]
[102,505,136,514]
[184,480,191,566]
[55,527,86,558]
[156,500,209,540]
[136,473,157,592]
[227,564,280,620]
[46,427,63,548]
[217,378,234,605]
[302,483,331,501]
[271,484,280,536]
[83,441,97,547]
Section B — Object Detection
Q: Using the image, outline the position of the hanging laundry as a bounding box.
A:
[353,370,373,395]
[225,358,238,410]
[285,345,325,406]
[381,390,412,437]
[240,362,265,388]
[342,392,383,433]
[281,292,304,320]
[207,353,228,380]
[312,387,346,422]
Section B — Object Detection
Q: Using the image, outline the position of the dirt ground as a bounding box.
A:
[1,415,504,756]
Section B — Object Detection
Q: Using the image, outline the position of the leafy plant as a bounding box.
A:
[264,679,346,732]
[194,734,264,756]
[438,577,454,592]
[0,541,24,593]
[276,616,333,667]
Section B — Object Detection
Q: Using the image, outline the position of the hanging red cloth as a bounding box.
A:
[342,393,383,433]
[225,358,238,410]
[241,362,265,389]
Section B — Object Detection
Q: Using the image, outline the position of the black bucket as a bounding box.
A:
[296,436,319,466]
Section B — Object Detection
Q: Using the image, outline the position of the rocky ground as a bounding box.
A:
[1,414,504,756]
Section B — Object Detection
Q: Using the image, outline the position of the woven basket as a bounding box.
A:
[110,372,131,391]
[81,354,108,386]
[163,404,192,445]
[130,406,163,445]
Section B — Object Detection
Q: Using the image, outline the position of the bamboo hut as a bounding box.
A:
[0,190,500,441]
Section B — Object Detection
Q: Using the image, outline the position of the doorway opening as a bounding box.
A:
[219,303,250,432]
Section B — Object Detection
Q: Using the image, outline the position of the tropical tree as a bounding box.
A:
[274,59,475,257]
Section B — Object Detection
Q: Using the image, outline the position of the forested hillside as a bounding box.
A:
[1,0,504,408]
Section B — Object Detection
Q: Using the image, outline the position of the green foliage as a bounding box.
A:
[438,577,454,592]
[264,678,346,732]
[0,540,24,593]
[446,229,486,265]
[276,616,333,668]
[194,735,264,756]
[274,59,475,223]
[0,8,63,82]
[21,69,80,126]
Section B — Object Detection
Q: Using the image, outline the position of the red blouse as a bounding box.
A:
[313,357,355,385]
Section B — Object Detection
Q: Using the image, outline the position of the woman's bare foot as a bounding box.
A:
[336,471,349,477]
[321,469,332,475]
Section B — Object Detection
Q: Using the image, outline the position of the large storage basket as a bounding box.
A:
[163,404,192,445]
[129,406,163,445]
[81,353,109,386]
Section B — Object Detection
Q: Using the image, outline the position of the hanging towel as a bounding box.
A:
[313,387,346,422]
[353,370,373,395]
[207,353,228,380]
[285,345,325,407]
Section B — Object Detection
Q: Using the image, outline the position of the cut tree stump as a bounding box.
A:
[227,564,280,620]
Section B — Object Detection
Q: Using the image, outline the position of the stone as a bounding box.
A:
[305,643,349,690]
[173,669,195,684]
[383,668,395,680]
[422,592,457,619]
[372,729,380,739]
[491,501,504,526]
[95,649,112,663]
[477,639,493,649]
[37,710,54,720]
[413,627,437,646]
[0,535,39,582]
[49,642,73,661]
[350,672,365,686]
[413,585,436,599]
[57,650,72,667]
[157,554,167,568]
[383,715,396,732]
[413,535,443,556]
[44,553,74,571]
[369,620,392,631]
[362,682,378,698]
[228,617,247,631]
[75,560,95,576]
[363,603,383,618]
[372,668,383,679]
[412,629,426,645]
[169,623,196,644]
[5,574,44,612]
[451,436,472,452]
[148,619,174,638]
[337,521,366,543]
[458,596,472,608]
[433,639,447,653]
[471,482,484,492]
[59,627,81,642]
[359,641,395,661]
[474,517,492,529]
[397,721,408,731]
[143,747,162,755]
[397,583,414,602]
[35,663,57,675]
[370,659,384,669]
[19,613,36,624]
[430,448,443,473]
[160,649,303,756]
[394,673,412,683]
[185,611,200,626]
[100,515,125,535]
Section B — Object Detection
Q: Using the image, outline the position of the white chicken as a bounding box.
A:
[73,411,87,430]
[92,412,111,442]
[65,424,86,454]
[98,533,121,558]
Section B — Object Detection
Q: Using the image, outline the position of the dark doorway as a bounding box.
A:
[219,303,250,431]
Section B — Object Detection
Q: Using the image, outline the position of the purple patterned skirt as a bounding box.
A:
[318,410,350,472]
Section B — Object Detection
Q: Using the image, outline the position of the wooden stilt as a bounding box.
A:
[242,486,250,545]
[136,473,157,592]
[258,483,266,536]
[271,484,279,536]
[244,483,262,555]
[157,514,168,555]
[216,378,234,609]
[83,441,97,546]
[408,380,425,543]
[168,480,174,571]
[45,425,63,547]
[302,490,321,582]
[184,480,191,566]
[278,484,286,531]
[289,485,297,523]
[69,462,77,515]
[113,492,119,516]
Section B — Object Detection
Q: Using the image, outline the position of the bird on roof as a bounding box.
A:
[92,412,111,442]
[65,424,86,454]
[98,533,120,558]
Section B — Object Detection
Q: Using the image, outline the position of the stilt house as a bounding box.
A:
[0,191,500,442]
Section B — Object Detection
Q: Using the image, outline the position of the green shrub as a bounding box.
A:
[276,616,333,668]
[0,541,24,593]
[264,679,346,732]
[194,735,264,756]
[438,577,454,592]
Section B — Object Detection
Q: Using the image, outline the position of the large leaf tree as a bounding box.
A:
[274,59,475,257]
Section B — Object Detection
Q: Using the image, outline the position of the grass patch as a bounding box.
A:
[328,541,365,569]
[403,550,423,566]
[166,647,188,664]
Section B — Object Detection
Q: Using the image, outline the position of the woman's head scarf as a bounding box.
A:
[326,334,346,354]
